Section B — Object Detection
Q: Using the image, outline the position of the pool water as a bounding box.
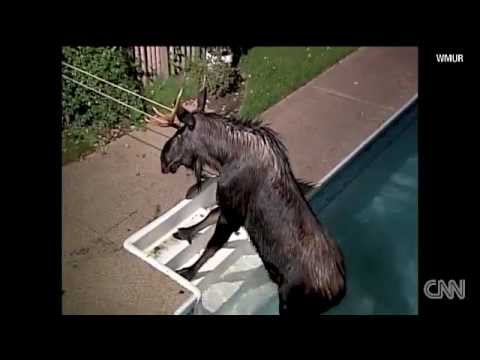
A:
[255,102,418,315]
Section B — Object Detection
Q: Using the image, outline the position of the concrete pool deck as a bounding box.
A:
[62,46,418,315]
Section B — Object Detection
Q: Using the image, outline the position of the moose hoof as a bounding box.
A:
[177,267,195,281]
[185,185,201,199]
[173,228,194,243]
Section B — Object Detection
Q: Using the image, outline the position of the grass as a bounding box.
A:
[62,122,142,165]
[62,127,98,165]
[144,75,201,112]
[238,47,358,119]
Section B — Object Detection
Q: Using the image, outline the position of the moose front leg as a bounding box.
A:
[185,182,202,199]
[185,160,205,199]
[176,214,238,281]
[177,163,246,280]
[173,207,221,243]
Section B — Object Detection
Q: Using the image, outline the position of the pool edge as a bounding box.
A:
[305,94,418,201]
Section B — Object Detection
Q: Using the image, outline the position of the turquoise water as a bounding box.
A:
[255,103,418,315]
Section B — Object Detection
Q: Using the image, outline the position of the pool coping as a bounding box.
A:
[123,191,208,315]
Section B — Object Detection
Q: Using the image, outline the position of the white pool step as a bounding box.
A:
[124,179,277,315]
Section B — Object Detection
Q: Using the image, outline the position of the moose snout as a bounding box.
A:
[161,160,179,174]
[161,160,170,174]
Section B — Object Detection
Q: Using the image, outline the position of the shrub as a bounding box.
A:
[186,53,241,98]
[62,46,145,131]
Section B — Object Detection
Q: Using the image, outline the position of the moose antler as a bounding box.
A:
[146,87,184,129]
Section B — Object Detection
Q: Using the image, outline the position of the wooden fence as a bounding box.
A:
[132,46,209,85]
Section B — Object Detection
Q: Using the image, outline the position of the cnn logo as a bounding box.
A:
[423,279,465,300]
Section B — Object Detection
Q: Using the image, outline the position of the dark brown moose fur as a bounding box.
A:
[160,89,346,315]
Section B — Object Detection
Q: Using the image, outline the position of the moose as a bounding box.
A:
[174,175,321,244]
[151,87,346,315]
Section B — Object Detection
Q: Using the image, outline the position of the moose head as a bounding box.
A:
[150,85,209,175]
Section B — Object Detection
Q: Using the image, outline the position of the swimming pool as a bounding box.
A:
[124,97,418,315]
[254,100,418,315]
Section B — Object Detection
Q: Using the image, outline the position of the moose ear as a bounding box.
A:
[197,86,207,112]
[176,106,196,130]
[185,114,196,130]
[176,105,189,121]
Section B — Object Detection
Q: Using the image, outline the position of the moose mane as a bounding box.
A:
[181,111,313,206]
[194,112,295,184]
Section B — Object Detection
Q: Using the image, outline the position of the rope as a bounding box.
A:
[62,62,173,112]
[62,74,159,122]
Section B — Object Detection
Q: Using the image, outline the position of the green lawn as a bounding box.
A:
[238,47,358,119]
[62,127,98,165]
[144,75,200,112]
